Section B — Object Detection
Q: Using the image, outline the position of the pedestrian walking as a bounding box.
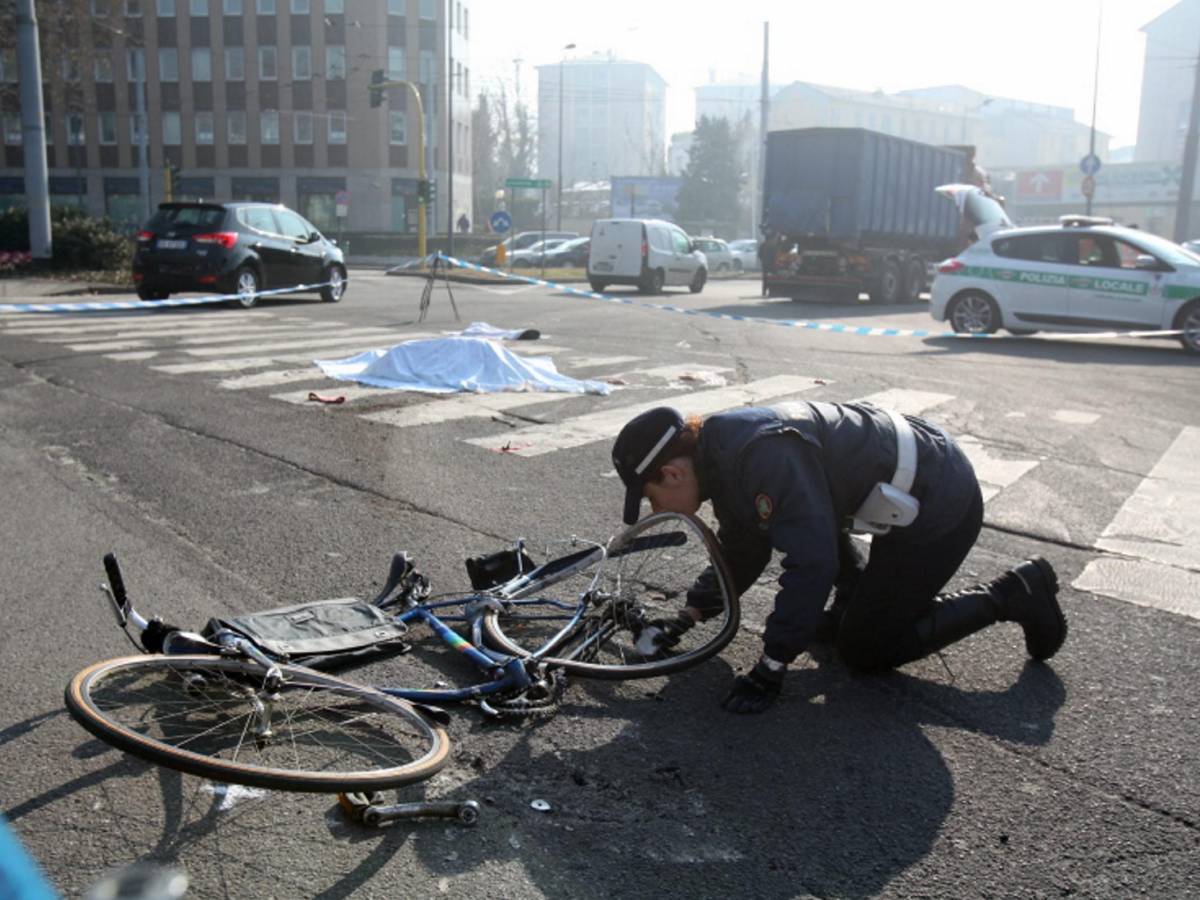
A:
[611,403,1067,714]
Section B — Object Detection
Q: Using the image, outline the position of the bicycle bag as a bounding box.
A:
[465,547,537,591]
[202,596,410,671]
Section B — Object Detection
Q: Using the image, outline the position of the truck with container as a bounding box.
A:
[760,128,982,303]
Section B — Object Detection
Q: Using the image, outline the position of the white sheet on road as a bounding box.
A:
[315,336,610,395]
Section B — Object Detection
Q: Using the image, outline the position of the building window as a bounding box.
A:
[294,111,313,144]
[192,47,212,81]
[328,110,346,144]
[195,111,214,144]
[158,48,179,81]
[419,0,434,19]
[91,0,109,14]
[258,46,277,79]
[256,0,274,12]
[44,113,53,146]
[65,114,86,146]
[62,57,82,81]
[290,0,308,11]
[227,110,247,143]
[0,48,16,83]
[223,0,242,12]
[156,0,175,16]
[325,0,342,12]
[225,46,244,79]
[127,48,145,81]
[129,113,147,144]
[325,45,345,79]
[291,46,311,79]
[387,46,405,79]
[162,111,181,144]
[261,110,279,143]
[463,6,467,38]
[464,66,468,98]
[94,55,114,82]
[389,111,406,145]
[419,50,433,84]
[98,111,117,144]
[2,113,22,145]
[190,0,208,13]
[386,0,403,13]
[125,0,141,14]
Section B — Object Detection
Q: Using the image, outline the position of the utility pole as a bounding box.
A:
[447,4,454,256]
[557,44,575,231]
[1175,37,1200,241]
[1086,6,1102,217]
[15,0,51,259]
[135,49,150,222]
[755,22,769,235]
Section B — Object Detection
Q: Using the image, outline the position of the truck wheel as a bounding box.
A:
[869,260,903,304]
[904,258,926,301]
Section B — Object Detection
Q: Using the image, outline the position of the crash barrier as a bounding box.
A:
[435,254,1186,343]
[0,281,334,314]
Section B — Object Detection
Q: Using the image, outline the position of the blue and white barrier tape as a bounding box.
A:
[436,253,1184,343]
[0,281,333,314]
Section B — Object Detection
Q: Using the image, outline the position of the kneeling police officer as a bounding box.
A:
[611,402,1067,714]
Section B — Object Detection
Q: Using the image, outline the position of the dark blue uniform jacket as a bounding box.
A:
[693,402,978,663]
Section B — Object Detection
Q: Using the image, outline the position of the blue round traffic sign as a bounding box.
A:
[1080,154,1102,176]
[490,210,512,233]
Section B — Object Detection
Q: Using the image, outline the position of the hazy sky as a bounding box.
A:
[470,0,1181,151]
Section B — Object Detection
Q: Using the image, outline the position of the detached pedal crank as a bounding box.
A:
[337,791,481,827]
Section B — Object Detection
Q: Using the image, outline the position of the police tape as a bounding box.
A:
[0,281,335,314]
[436,254,1186,343]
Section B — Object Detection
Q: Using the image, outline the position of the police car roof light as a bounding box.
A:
[1059,215,1115,228]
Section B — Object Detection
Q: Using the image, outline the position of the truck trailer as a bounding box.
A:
[761,128,973,303]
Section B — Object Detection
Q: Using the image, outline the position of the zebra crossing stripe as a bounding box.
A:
[854,388,954,416]
[361,390,580,428]
[0,282,334,313]
[464,374,827,457]
[0,311,274,336]
[182,329,400,357]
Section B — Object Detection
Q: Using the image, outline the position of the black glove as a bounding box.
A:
[634,611,695,655]
[721,659,784,714]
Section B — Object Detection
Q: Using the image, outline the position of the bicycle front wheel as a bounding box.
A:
[66,655,450,793]
[483,512,739,679]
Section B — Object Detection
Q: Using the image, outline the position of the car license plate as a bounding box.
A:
[157,239,187,250]
[594,261,612,272]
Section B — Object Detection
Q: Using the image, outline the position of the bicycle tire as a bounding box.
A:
[482,512,739,679]
[65,655,451,793]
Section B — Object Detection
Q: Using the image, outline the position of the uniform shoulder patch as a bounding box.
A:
[754,493,774,521]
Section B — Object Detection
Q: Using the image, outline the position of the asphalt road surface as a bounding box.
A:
[1,270,1197,898]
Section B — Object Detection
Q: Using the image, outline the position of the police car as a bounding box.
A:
[929,213,1200,355]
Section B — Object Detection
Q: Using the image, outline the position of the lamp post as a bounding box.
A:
[557,43,575,231]
[374,79,427,258]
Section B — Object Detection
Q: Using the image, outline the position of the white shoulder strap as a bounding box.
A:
[884,409,917,494]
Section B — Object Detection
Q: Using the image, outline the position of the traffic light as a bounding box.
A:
[417,179,436,205]
[369,69,386,108]
[164,159,181,200]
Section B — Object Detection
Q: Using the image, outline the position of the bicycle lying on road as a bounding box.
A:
[65,512,738,811]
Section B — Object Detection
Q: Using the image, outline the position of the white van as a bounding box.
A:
[587,218,708,294]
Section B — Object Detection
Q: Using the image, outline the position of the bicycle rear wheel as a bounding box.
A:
[66,655,450,793]
[483,512,739,679]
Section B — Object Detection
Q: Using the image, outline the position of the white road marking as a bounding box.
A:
[955,435,1039,502]
[220,368,328,390]
[107,350,160,361]
[37,318,314,343]
[566,355,644,369]
[1052,409,1101,425]
[855,388,955,415]
[1072,557,1200,620]
[183,329,402,357]
[273,384,399,404]
[1093,425,1200,570]
[361,391,579,427]
[464,375,828,457]
[1,311,273,335]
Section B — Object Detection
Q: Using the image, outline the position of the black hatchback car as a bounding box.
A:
[132,201,347,307]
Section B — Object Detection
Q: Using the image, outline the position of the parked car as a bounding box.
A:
[691,237,734,272]
[588,218,708,294]
[930,214,1200,354]
[479,231,578,267]
[727,238,759,272]
[510,238,570,268]
[542,236,591,268]
[132,201,346,308]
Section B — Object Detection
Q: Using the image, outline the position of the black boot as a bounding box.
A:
[987,557,1067,661]
[890,590,999,666]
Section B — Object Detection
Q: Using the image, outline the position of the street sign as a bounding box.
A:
[1081,175,1096,198]
[505,178,552,189]
[335,189,349,218]
[1016,170,1063,200]
[489,210,512,233]
[1080,154,1102,176]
